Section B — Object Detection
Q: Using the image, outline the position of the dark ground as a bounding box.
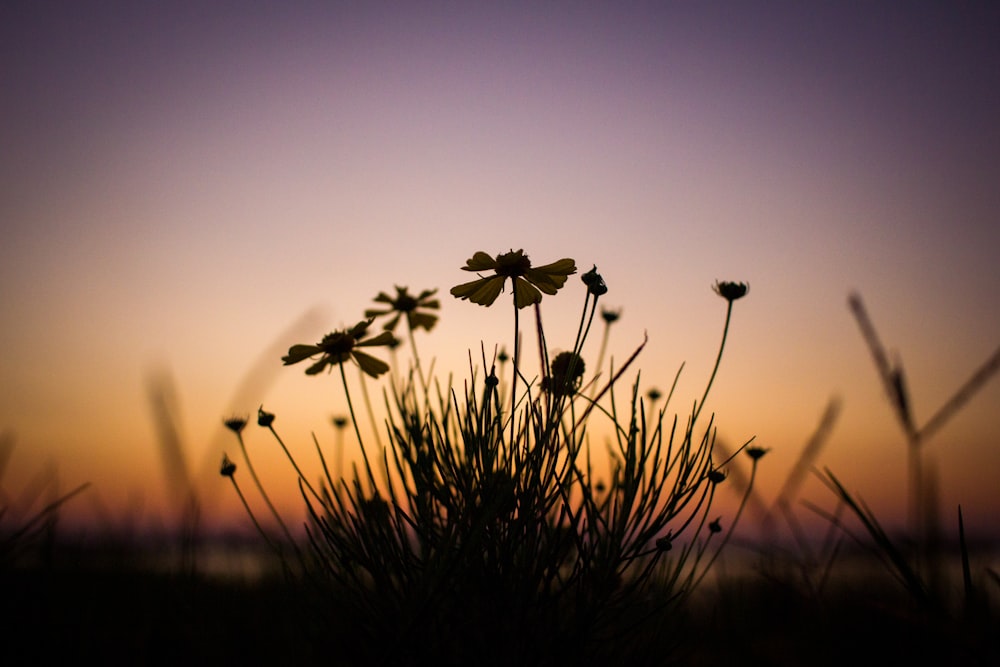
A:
[3,557,998,667]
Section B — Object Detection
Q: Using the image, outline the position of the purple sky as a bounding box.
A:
[2,2,998,537]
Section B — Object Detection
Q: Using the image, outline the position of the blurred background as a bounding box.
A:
[2,2,998,543]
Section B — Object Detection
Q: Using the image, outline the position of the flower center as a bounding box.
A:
[394,294,418,312]
[493,250,532,278]
[319,331,356,356]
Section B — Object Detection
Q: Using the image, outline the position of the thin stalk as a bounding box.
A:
[340,363,379,490]
[692,300,733,429]
[510,300,520,446]
[357,367,385,451]
[227,474,279,554]
[267,424,320,502]
[234,429,296,546]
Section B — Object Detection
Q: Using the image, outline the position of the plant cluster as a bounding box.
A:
[222,249,756,665]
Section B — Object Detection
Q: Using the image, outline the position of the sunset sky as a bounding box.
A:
[2,2,998,542]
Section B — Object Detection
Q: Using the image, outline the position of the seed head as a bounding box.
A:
[220,454,237,477]
[257,406,275,427]
[707,469,726,484]
[581,265,608,296]
[224,416,248,434]
[713,281,749,302]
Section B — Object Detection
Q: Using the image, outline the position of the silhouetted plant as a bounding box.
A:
[224,252,756,665]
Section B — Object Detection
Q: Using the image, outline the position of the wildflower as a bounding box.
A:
[581,265,608,296]
[450,249,577,309]
[713,281,749,302]
[257,406,275,428]
[601,307,621,324]
[709,518,722,534]
[541,351,586,397]
[365,286,440,332]
[220,453,237,477]
[332,416,348,429]
[282,318,396,378]
[646,387,662,402]
[224,416,247,434]
[746,445,769,461]
[655,535,673,552]
[707,469,726,484]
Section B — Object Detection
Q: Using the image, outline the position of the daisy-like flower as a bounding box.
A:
[282,318,396,378]
[450,249,577,309]
[365,286,440,332]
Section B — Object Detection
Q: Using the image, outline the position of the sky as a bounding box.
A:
[2,2,998,545]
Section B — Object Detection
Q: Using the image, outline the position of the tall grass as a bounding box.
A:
[223,253,757,664]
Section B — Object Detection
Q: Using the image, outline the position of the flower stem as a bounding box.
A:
[267,424,320,503]
[228,476,279,554]
[693,300,733,430]
[340,363,378,490]
[235,430,296,546]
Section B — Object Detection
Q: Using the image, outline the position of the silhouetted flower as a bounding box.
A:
[713,281,749,302]
[601,307,621,324]
[224,416,247,434]
[646,388,662,402]
[656,533,673,552]
[257,406,275,427]
[332,416,348,429]
[746,445,769,461]
[450,249,577,309]
[283,319,396,378]
[220,453,237,477]
[707,469,726,484]
[709,518,722,534]
[581,265,608,296]
[541,351,586,397]
[365,286,440,332]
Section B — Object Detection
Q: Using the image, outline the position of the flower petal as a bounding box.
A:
[451,276,506,306]
[461,251,497,272]
[356,330,397,348]
[352,350,390,378]
[364,307,391,319]
[305,357,331,375]
[408,311,438,331]
[512,277,543,309]
[525,259,576,294]
[534,258,577,277]
[282,344,322,365]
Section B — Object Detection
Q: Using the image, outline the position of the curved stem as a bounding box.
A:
[268,425,320,503]
[228,476,278,554]
[510,301,520,445]
[340,363,378,490]
[691,458,758,591]
[235,430,296,546]
[692,301,733,430]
